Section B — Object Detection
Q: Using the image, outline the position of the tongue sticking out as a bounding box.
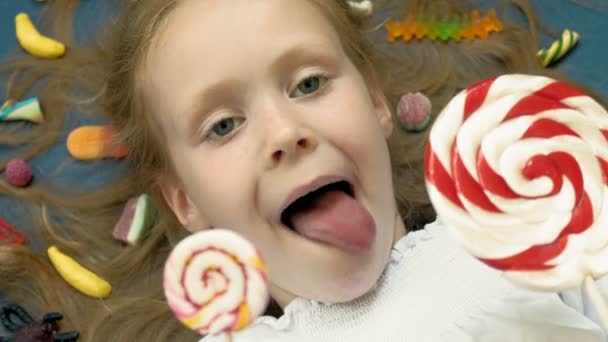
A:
[290,191,375,253]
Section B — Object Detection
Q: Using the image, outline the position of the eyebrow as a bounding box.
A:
[270,43,337,76]
[184,81,239,141]
[183,44,337,141]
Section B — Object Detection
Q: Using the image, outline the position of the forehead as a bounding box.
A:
[142,0,344,130]
[152,0,340,52]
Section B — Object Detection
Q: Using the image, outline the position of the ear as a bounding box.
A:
[159,177,210,232]
[367,74,393,138]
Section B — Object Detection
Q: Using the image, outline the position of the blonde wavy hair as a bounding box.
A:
[1,0,603,341]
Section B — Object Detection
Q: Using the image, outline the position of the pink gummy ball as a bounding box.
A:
[5,159,33,187]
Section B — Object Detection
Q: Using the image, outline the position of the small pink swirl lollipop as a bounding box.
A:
[425,74,608,329]
[163,229,270,339]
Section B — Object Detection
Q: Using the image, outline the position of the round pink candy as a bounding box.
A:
[397,92,432,131]
[6,159,33,187]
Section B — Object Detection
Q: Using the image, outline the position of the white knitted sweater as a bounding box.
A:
[201,218,608,341]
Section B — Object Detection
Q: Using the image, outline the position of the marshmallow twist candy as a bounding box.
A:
[0,98,44,123]
[163,229,269,336]
[537,29,580,68]
[425,74,608,291]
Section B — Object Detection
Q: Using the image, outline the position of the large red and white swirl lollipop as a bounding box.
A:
[163,229,269,338]
[424,74,608,327]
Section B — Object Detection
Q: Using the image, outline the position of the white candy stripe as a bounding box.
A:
[184,251,239,304]
[163,229,269,335]
[430,90,466,177]
[427,183,538,257]
[505,255,585,291]
[245,265,271,325]
[463,184,573,248]
[474,111,608,253]
[431,74,554,180]
[485,190,570,224]
[458,93,532,182]
[185,252,244,329]
[504,233,591,290]
[587,235,608,276]
[563,96,608,130]
[164,259,197,316]
[480,109,608,188]
[504,136,603,200]
[585,197,608,252]
[426,74,608,290]
[485,75,554,104]
[208,314,235,336]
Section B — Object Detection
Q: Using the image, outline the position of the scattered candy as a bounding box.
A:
[112,193,157,245]
[397,92,432,132]
[0,99,14,112]
[66,125,128,161]
[347,0,374,18]
[0,97,44,123]
[164,229,269,337]
[48,245,112,299]
[0,218,26,245]
[5,159,33,187]
[15,13,66,59]
[386,9,503,43]
[425,74,608,292]
[537,29,580,68]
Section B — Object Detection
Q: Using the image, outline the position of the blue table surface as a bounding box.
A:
[0,1,607,249]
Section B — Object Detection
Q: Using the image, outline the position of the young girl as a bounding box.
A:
[1,0,607,341]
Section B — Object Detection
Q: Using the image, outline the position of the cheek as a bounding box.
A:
[318,81,386,154]
[184,149,256,221]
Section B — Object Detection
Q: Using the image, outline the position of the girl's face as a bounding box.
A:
[143,0,405,305]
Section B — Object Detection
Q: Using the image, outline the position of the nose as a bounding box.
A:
[264,115,318,169]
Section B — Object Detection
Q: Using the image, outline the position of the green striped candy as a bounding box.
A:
[537,29,580,67]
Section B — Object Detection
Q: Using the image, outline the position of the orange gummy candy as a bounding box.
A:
[385,9,503,43]
[67,125,128,160]
[386,19,405,43]
[412,22,429,40]
[485,9,504,33]
[401,15,416,41]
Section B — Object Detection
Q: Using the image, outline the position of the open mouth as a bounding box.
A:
[280,180,354,230]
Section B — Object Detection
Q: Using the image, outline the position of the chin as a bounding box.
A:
[321,264,384,303]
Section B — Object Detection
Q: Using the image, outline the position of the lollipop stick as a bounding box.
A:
[584,276,608,332]
[226,332,233,342]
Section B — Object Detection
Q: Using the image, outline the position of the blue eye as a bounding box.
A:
[291,75,328,98]
[208,117,239,139]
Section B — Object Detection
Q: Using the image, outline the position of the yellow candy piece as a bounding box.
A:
[15,13,66,59]
[48,245,112,298]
